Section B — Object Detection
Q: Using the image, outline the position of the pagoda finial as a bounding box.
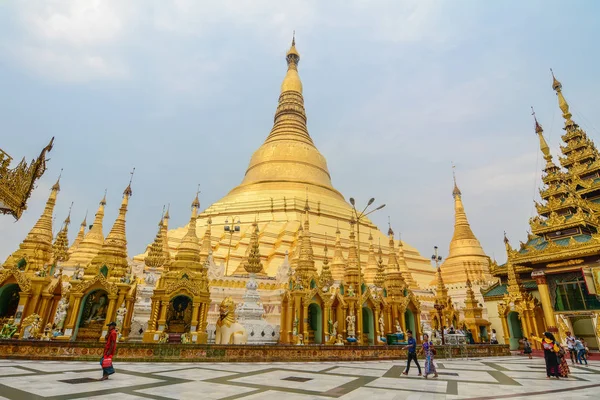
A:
[452,162,461,197]
[387,216,394,237]
[52,168,63,191]
[124,167,135,197]
[531,106,553,164]
[282,33,302,93]
[550,69,576,128]
[192,184,200,212]
[164,203,170,221]
[171,191,202,269]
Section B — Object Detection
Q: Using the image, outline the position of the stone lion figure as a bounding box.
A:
[215,297,247,345]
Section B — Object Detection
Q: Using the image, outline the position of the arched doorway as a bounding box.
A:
[405,309,415,334]
[507,311,523,350]
[75,289,109,341]
[308,303,323,344]
[0,284,20,318]
[362,307,374,345]
[571,316,597,350]
[166,295,192,334]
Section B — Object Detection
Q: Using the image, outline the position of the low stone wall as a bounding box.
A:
[0,341,510,362]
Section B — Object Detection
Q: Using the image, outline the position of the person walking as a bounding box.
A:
[523,337,533,359]
[100,321,118,381]
[565,331,576,365]
[421,333,438,379]
[575,337,588,365]
[402,330,422,376]
[558,345,570,378]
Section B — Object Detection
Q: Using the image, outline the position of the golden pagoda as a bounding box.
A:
[429,262,458,331]
[0,138,54,220]
[485,73,600,350]
[143,192,211,343]
[439,172,492,285]
[460,268,491,342]
[59,179,137,342]
[139,37,435,289]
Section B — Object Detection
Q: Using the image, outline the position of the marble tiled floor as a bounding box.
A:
[0,356,598,399]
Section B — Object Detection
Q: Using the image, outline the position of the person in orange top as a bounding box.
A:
[533,332,561,379]
[100,321,117,381]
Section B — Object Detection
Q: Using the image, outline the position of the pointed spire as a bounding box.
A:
[52,203,72,265]
[200,216,213,264]
[364,231,378,284]
[452,163,461,197]
[88,175,133,278]
[344,217,361,286]
[531,107,554,165]
[64,192,106,267]
[450,170,477,241]
[3,173,61,270]
[171,191,202,270]
[331,224,346,281]
[145,209,168,269]
[243,222,265,274]
[282,33,302,93]
[374,242,386,289]
[296,205,316,279]
[435,264,449,302]
[397,234,418,289]
[385,225,406,296]
[68,211,87,255]
[161,204,171,262]
[551,69,576,128]
[319,235,333,288]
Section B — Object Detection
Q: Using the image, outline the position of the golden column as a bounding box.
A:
[532,270,556,334]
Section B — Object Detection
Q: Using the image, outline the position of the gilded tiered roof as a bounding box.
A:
[144,212,169,270]
[330,226,346,282]
[3,176,60,271]
[503,73,600,268]
[0,138,54,220]
[364,232,378,284]
[51,206,72,265]
[243,222,265,275]
[63,193,106,268]
[68,213,87,256]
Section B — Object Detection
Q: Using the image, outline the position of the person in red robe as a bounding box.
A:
[100,321,117,381]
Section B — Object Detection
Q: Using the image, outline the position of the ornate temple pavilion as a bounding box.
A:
[484,73,600,350]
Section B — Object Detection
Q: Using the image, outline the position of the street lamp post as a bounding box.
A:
[431,246,444,344]
[349,197,386,345]
[224,216,241,276]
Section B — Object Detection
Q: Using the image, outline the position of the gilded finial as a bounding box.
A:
[164,203,170,220]
[531,106,553,163]
[452,162,461,197]
[550,68,561,91]
[387,216,394,237]
[52,169,63,191]
[64,201,73,226]
[81,209,88,227]
[192,185,201,209]
[550,69,575,127]
[531,106,543,133]
[101,189,107,205]
[124,168,135,197]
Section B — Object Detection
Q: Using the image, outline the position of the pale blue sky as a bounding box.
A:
[2,0,599,264]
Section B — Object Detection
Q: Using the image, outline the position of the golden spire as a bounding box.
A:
[64,191,106,268]
[88,173,134,278]
[373,241,386,289]
[435,265,449,302]
[319,236,333,287]
[3,174,60,270]
[296,203,316,279]
[145,209,168,269]
[364,231,378,284]
[464,267,479,309]
[161,204,171,261]
[450,171,477,242]
[531,107,554,165]
[243,222,265,274]
[68,211,87,255]
[170,191,202,270]
[551,69,576,128]
[344,217,361,285]
[331,224,345,281]
[385,225,406,296]
[503,233,522,295]
[226,35,344,203]
[200,216,213,264]
[397,234,418,289]
[52,202,72,265]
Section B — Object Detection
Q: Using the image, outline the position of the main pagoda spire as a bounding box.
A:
[225,35,343,201]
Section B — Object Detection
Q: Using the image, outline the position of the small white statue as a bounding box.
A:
[332,320,338,337]
[53,297,69,333]
[296,333,304,345]
[346,310,356,338]
[379,315,385,336]
[53,267,63,279]
[292,316,299,336]
[116,303,127,332]
[34,265,48,277]
[72,267,83,280]
[144,272,157,286]
[334,334,344,346]
[395,320,403,334]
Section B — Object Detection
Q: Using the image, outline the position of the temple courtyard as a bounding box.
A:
[0,356,598,399]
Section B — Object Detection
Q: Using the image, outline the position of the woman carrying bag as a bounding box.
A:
[100,321,118,381]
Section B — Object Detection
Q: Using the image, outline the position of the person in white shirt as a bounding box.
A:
[565,331,576,365]
[490,329,498,344]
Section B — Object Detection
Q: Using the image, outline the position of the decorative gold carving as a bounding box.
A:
[546,259,584,268]
[0,138,54,220]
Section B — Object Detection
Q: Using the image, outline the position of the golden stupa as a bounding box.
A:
[138,38,435,286]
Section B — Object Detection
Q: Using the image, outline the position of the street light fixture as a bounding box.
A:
[349,197,386,345]
[224,216,241,276]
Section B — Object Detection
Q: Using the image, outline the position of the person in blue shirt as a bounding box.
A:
[402,330,422,376]
[575,338,588,365]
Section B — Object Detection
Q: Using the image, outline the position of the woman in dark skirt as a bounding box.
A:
[541,332,560,379]
[522,337,533,359]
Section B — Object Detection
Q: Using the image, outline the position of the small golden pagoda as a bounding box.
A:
[429,263,458,331]
[0,138,54,220]
[0,178,64,334]
[460,268,491,342]
[485,73,600,350]
[59,180,137,342]
[143,193,211,343]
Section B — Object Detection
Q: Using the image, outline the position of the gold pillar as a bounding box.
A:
[285,301,293,344]
[533,272,557,333]
[158,300,169,327]
[500,312,510,345]
[323,305,330,342]
[374,307,381,339]
[386,307,392,335]
[191,302,200,331]
[65,294,82,331]
[302,301,309,344]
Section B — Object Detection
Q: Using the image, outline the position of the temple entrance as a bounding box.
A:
[76,289,109,341]
[571,316,598,350]
[308,303,322,344]
[507,311,523,350]
[362,307,374,345]
[479,326,488,343]
[405,309,415,334]
[0,284,20,319]
[166,295,192,334]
